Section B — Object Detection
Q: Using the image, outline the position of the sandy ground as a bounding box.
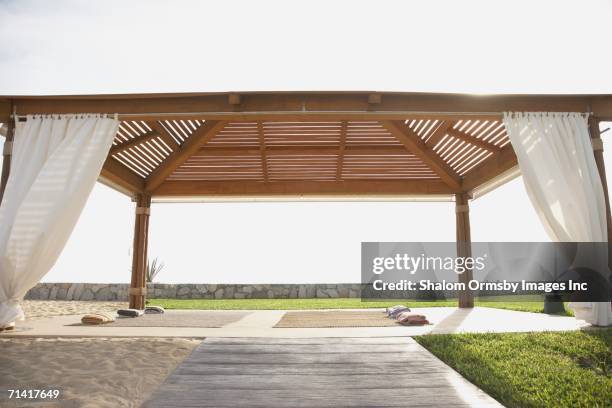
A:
[20,301,127,320]
[0,337,200,408]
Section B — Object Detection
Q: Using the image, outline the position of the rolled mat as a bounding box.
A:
[144,305,165,314]
[117,309,144,318]
[81,313,115,325]
[0,322,15,331]
[396,312,429,325]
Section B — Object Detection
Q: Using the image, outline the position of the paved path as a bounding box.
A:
[143,337,503,408]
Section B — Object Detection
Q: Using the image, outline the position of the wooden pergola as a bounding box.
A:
[1,92,611,309]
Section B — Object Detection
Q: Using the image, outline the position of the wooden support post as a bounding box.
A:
[588,118,612,282]
[129,194,151,309]
[0,115,15,204]
[455,193,474,308]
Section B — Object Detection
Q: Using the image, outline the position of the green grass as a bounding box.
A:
[415,330,612,408]
[147,297,568,314]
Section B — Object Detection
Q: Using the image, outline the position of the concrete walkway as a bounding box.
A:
[143,337,503,408]
[4,307,589,338]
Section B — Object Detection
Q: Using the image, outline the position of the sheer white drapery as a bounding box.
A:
[0,114,118,327]
[503,112,611,326]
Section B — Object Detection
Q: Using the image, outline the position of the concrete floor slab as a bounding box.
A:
[2,307,590,338]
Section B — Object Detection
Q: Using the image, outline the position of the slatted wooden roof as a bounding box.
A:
[2,91,611,199]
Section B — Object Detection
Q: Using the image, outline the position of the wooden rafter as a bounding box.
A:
[100,157,145,193]
[257,122,268,182]
[425,121,453,147]
[110,130,159,154]
[461,145,517,191]
[147,121,180,150]
[446,128,501,153]
[145,120,227,192]
[382,120,462,190]
[336,121,347,180]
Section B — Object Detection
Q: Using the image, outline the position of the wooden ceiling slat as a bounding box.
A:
[119,147,156,171]
[257,122,269,182]
[457,151,493,176]
[449,145,482,171]
[114,152,150,178]
[134,141,165,165]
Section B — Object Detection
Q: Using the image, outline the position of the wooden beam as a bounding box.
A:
[0,112,14,203]
[100,157,145,194]
[129,194,151,309]
[228,93,241,105]
[153,179,455,197]
[591,96,612,121]
[145,120,227,192]
[110,130,159,154]
[257,122,268,182]
[368,93,382,105]
[446,128,501,153]
[0,99,10,123]
[455,193,474,308]
[198,145,414,156]
[336,121,347,180]
[589,117,612,278]
[462,145,517,191]
[147,121,180,150]
[11,92,612,120]
[382,120,462,190]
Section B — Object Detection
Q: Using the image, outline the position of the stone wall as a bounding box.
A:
[25,283,365,301]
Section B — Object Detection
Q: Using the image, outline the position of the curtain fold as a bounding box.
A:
[0,114,118,327]
[504,112,611,326]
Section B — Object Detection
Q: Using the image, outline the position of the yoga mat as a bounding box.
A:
[73,310,249,328]
[274,310,400,328]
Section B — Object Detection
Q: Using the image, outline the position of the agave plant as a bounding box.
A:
[145,257,165,283]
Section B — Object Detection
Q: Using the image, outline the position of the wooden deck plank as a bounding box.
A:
[182,351,440,365]
[163,373,473,389]
[145,388,496,408]
[202,336,408,345]
[193,343,423,354]
[173,362,450,376]
[143,337,502,408]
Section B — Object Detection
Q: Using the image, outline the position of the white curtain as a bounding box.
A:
[504,112,611,326]
[0,114,118,327]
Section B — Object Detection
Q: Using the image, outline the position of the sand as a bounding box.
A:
[0,337,200,408]
[20,300,127,320]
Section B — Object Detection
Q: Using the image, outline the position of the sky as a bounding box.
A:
[0,0,611,283]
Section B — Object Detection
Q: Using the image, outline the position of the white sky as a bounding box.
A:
[0,0,611,283]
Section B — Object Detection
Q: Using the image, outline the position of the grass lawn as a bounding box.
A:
[415,329,612,408]
[148,297,569,314]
